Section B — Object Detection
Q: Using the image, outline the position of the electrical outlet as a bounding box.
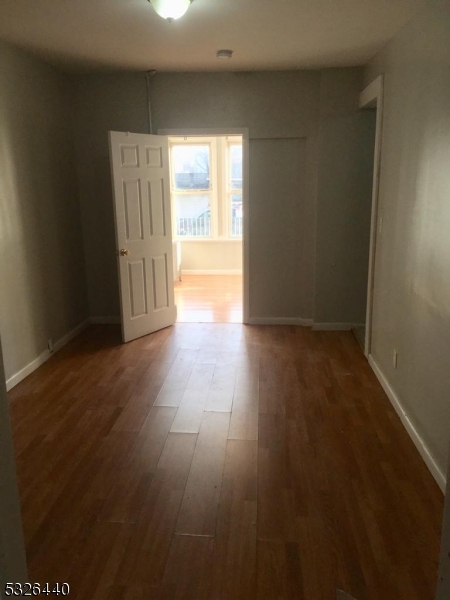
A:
[48,338,54,353]
[393,350,398,369]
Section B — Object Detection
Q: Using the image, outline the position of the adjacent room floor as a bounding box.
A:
[8,324,443,600]
[174,274,242,323]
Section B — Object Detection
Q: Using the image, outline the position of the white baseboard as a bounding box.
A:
[312,322,359,331]
[248,317,313,326]
[368,354,445,492]
[6,319,90,392]
[180,269,242,276]
[90,316,121,324]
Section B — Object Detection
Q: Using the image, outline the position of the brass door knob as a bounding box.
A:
[120,248,129,256]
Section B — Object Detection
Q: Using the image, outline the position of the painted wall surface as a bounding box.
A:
[151,72,321,320]
[70,69,371,323]
[0,42,88,380]
[249,138,307,318]
[69,73,149,319]
[70,70,322,320]
[180,241,242,272]
[364,0,450,474]
[314,69,376,325]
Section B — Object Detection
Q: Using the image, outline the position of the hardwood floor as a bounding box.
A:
[8,324,443,600]
[174,274,242,323]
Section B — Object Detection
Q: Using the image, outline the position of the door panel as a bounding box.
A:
[149,180,166,236]
[152,254,169,309]
[109,131,176,343]
[128,260,148,318]
[123,180,144,241]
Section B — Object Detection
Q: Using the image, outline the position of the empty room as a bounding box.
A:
[0,1,449,599]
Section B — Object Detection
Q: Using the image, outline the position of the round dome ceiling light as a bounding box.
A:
[216,49,233,59]
[149,0,192,22]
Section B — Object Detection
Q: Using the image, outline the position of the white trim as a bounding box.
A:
[242,132,250,325]
[52,320,88,352]
[369,354,445,492]
[6,319,89,391]
[359,77,382,109]
[312,322,358,331]
[6,351,53,392]
[248,317,313,326]
[158,127,250,325]
[159,128,248,137]
[359,75,384,358]
[174,238,242,243]
[181,269,242,276]
[90,316,121,325]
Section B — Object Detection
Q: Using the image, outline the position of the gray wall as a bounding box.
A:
[249,138,307,318]
[71,69,374,323]
[71,70,322,320]
[364,0,450,473]
[150,72,321,320]
[0,42,88,380]
[69,74,149,319]
[315,70,376,325]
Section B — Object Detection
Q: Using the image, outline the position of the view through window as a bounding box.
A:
[169,136,243,239]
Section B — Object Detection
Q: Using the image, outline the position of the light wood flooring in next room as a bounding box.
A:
[8,324,443,600]
[174,274,242,323]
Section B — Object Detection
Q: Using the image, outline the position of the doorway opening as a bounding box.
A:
[165,132,247,324]
[355,76,384,357]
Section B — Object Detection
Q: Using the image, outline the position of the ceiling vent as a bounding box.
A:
[216,49,233,59]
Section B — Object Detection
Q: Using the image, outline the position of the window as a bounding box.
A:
[228,143,243,237]
[169,136,243,240]
[171,144,212,237]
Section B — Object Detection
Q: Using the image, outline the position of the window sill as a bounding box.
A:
[173,237,242,243]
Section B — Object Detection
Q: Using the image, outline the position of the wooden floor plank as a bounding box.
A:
[8,323,443,600]
[118,433,198,588]
[170,389,209,433]
[258,413,298,542]
[211,439,257,599]
[228,404,259,440]
[67,522,134,600]
[175,411,230,536]
[154,535,214,600]
[257,540,305,600]
[174,274,242,324]
[99,406,177,523]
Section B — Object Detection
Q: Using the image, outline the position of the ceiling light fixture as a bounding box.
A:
[148,0,192,22]
[216,49,233,59]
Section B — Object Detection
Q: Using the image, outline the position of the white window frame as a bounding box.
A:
[226,139,243,238]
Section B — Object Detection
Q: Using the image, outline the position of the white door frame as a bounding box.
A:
[158,127,250,324]
[358,76,384,358]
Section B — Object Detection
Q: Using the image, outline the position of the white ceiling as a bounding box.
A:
[0,0,426,73]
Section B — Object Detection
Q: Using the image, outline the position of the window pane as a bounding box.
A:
[231,193,242,237]
[174,193,211,237]
[172,145,211,190]
[229,145,242,190]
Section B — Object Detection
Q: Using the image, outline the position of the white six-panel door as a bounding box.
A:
[109,131,176,343]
